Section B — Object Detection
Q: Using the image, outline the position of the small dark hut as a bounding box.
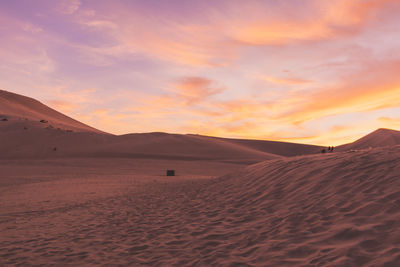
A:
[166,170,175,176]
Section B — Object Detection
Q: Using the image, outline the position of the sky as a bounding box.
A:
[1,0,400,145]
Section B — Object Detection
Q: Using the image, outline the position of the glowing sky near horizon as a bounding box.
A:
[1,0,400,145]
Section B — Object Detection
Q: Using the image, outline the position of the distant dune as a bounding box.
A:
[193,134,323,157]
[0,118,279,162]
[0,89,323,162]
[337,128,400,151]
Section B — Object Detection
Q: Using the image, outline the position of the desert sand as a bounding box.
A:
[2,90,400,266]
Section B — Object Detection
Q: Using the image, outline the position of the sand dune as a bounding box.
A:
[0,122,279,163]
[0,119,317,162]
[338,128,400,151]
[192,134,323,157]
[1,146,400,266]
[0,89,102,133]
[0,90,322,162]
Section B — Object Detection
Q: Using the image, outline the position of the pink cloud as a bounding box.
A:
[57,0,81,14]
[260,75,313,86]
[172,77,224,105]
[280,60,400,124]
[46,100,78,113]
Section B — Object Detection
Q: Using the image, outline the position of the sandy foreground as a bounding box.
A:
[0,158,244,266]
[1,147,400,266]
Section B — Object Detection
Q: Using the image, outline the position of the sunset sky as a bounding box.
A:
[1,0,400,145]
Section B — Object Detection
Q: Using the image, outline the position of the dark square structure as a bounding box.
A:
[166,170,175,176]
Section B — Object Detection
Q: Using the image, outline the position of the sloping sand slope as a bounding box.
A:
[2,146,400,266]
[0,89,102,133]
[338,128,400,151]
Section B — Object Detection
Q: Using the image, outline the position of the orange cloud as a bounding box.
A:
[73,0,400,67]
[78,16,236,67]
[153,59,400,144]
[260,75,313,86]
[3,0,399,145]
[229,0,398,45]
[214,99,270,123]
[120,77,225,128]
[83,20,118,29]
[47,100,78,113]
[378,117,400,127]
[172,77,224,105]
[277,60,400,124]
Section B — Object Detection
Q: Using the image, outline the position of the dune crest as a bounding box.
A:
[338,128,400,151]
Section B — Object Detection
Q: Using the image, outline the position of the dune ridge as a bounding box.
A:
[0,123,280,162]
[338,128,400,151]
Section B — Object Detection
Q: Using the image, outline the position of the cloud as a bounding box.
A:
[279,60,400,124]
[149,58,400,143]
[44,0,398,70]
[378,116,400,125]
[67,0,399,67]
[116,77,225,128]
[2,0,400,145]
[228,0,399,45]
[47,100,78,113]
[90,109,109,116]
[57,0,81,14]
[259,75,313,86]
[42,87,99,117]
[83,20,118,30]
[22,23,43,33]
[172,77,224,105]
